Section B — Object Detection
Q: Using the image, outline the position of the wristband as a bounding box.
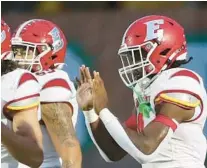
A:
[83,109,99,123]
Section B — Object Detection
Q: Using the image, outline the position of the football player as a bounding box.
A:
[1,19,43,168]
[77,15,207,168]
[11,19,82,168]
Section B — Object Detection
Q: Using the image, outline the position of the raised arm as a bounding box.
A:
[76,66,127,161]
[91,70,199,163]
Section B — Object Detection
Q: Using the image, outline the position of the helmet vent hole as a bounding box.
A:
[167,21,174,26]
[33,33,38,37]
[160,48,171,56]
[51,55,57,60]
[135,35,140,38]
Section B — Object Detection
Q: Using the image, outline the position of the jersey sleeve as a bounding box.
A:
[154,69,203,108]
[154,69,204,121]
[40,70,76,113]
[5,72,40,111]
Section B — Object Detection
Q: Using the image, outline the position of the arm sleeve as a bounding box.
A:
[84,119,113,162]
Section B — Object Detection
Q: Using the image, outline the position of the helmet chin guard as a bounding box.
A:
[118,41,157,88]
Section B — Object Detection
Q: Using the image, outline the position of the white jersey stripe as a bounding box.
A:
[15,19,43,38]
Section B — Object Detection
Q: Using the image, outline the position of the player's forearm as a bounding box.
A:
[62,160,81,168]
[83,109,126,161]
[62,159,82,168]
[1,122,43,167]
[90,118,127,161]
[61,142,82,168]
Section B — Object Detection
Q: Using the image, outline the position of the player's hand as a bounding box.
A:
[76,65,93,111]
[93,71,108,114]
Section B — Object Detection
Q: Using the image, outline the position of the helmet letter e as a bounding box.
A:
[144,19,164,42]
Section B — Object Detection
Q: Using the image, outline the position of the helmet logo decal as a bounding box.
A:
[49,27,64,53]
[144,19,164,42]
[1,30,6,43]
